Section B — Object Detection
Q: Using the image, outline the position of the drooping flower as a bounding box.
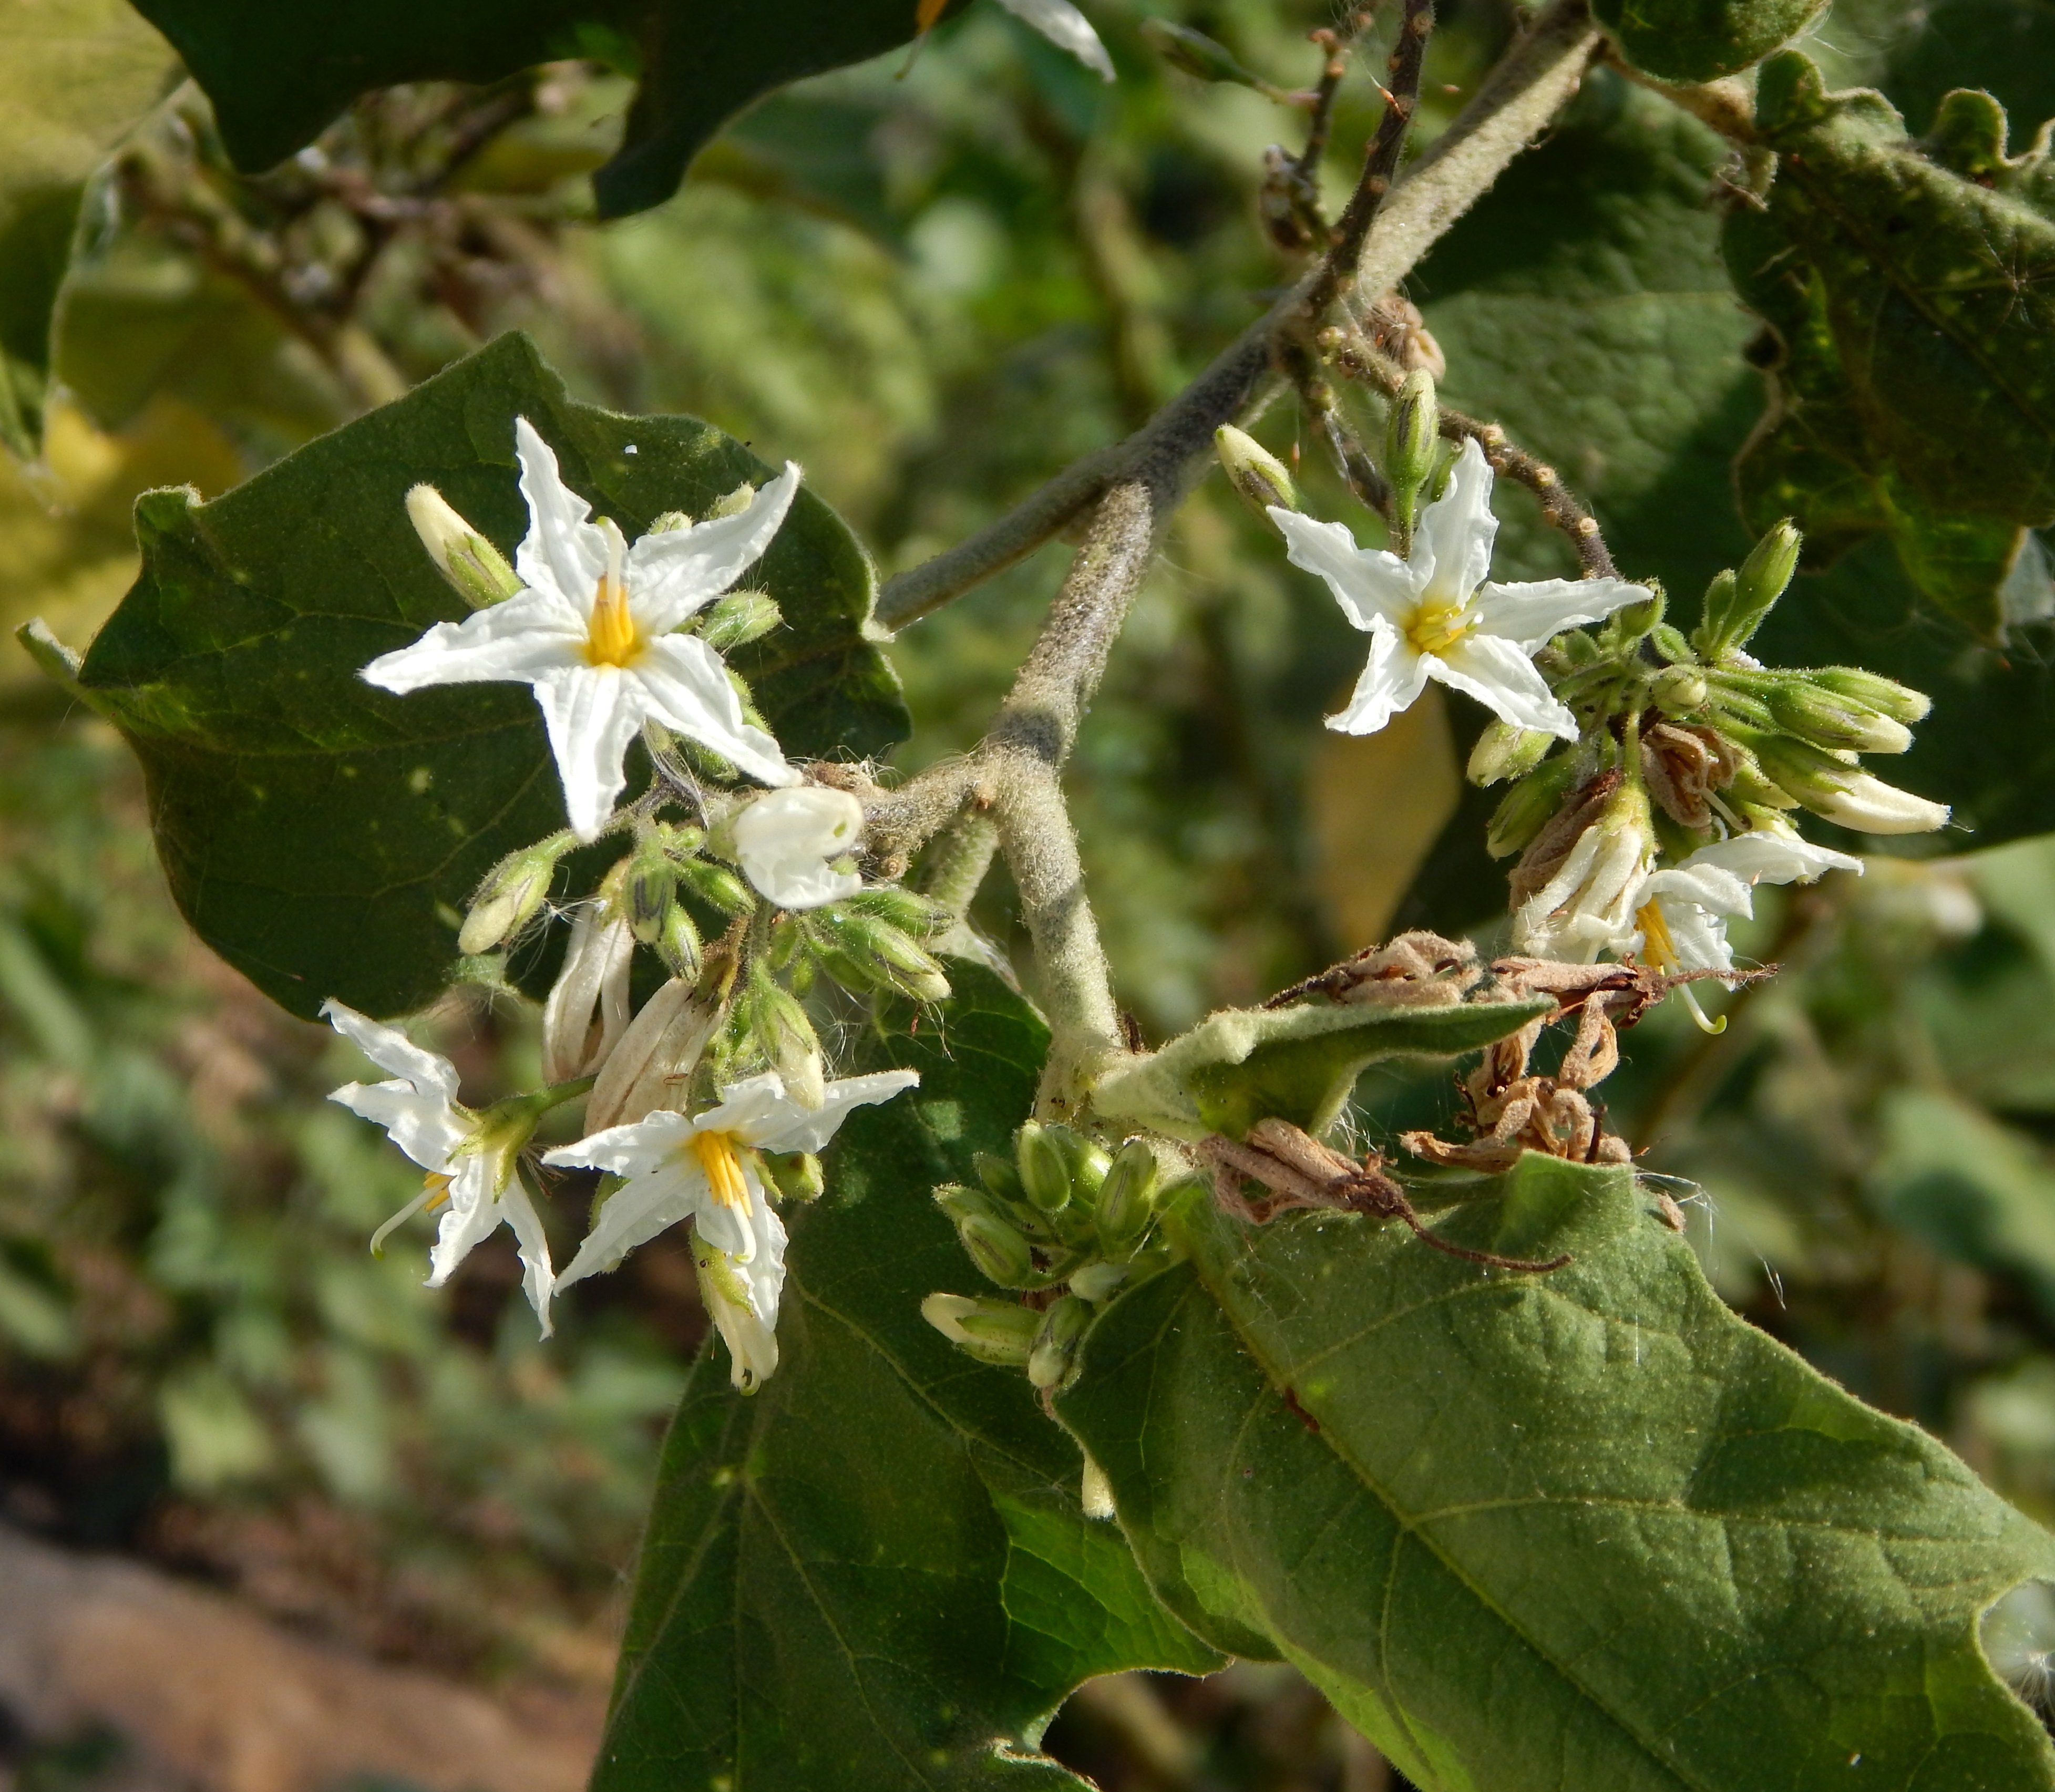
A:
[540,898,635,1085]
[1511,781,1653,962]
[322,1000,557,1333]
[542,1069,921,1387]
[730,785,864,910]
[1270,438,1651,740]
[993,0,1114,78]
[362,418,801,842]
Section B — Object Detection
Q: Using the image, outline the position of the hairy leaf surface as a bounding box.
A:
[73,331,905,1019]
[1062,1154,2055,1791]
[1591,0,1823,84]
[596,962,1217,1791]
[127,0,964,220]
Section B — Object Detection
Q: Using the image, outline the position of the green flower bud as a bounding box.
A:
[1698,521,1801,656]
[960,1212,1037,1289]
[1611,586,1665,641]
[1766,678,1913,755]
[1386,370,1440,530]
[1485,753,1581,860]
[696,589,783,653]
[1648,621,1694,665]
[626,840,678,946]
[1691,569,1738,658]
[1016,1121,1075,1213]
[1466,720,1554,788]
[1649,664,1708,715]
[406,485,522,611]
[763,1150,825,1203]
[1805,666,1931,724]
[840,885,951,938]
[457,831,574,954]
[1070,1260,1132,1303]
[1750,734,1949,832]
[740,966,824,1108]
[1028,1295,1092,1390]
[922,1293,1041,1365]
[659,903,702,980]
[808,910,952,1004]
[1095,1137,1160,1255]
[974,1151,1024,1203]
[677,858,755,916]
[707,481,757,521]
[648,509,692,533]
[1059,1132,1112,1198]
[1700,671,1778,733]
[1215,425,1299,518]
[1138,16,1266,85]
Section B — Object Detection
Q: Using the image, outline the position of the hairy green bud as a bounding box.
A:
[974,1150,1024,1203]
[1697,521,1801,656]
[1466,720,1553,788]
[1650,664,1708,715]
[1069,1260,1133,1303]
[839,885,952,938]
[922,1293,1041,1365]
[1486,753,1581,859]
[959,1212,1036,1288]
[1385,370,1440,530]
[1805,666,1931,725]
[1751,735,1949,833]
[1766,679,1913,755]
[1095,1138,1160,1255]
[1611,586,1665,642]
[696,589,783,653]
[658,903,702,980]
[707,481,757,521]
[406,485,522,611]
[1028,1295,1091,1390]
[625,840,677,946]
[458,831,574,954]
[763,1150,825,1203]
[1016,1121,1076,1213]
[677,858,755,916]
[1215,425,1299,517]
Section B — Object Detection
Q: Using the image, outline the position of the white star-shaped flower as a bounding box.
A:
[1270,438,1651,740]
[1626,829,1862,1029]
[730,785,864,910]
[542,1068,920,1386]
[322,1000,556,1334]
[362,418,802,842]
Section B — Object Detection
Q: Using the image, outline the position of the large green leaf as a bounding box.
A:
[1590,0,1822,84]
[1062,1153,2055,1791]
[71,331,906,1020]
[596,962,1218,1791]
[0,0,171,456]
[126,0,964,220]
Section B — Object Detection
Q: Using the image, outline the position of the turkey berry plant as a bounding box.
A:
[17,0,2055,1783]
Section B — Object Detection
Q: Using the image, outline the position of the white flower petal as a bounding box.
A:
[552,1158,706,1292]
[628,463,803,636]
[543,1107,695,1177]
[1650,896,1735,974]
[425,1156,501,1287]
[1328,623,1433,736]
[747,1069,922,1155]
[1270,509,1419,633]
[513,416,609,602]
[328,1082,467,1171]
[1472,575,1653,654]
[736,1189,787,1327]
[694,1073,800,1140]
[993,0,1114,77]
[632,634,797,788]
[1433,632,1580,739]
[541,905,636,1083]
[1413,438,1497,608]
[529,666,650,843]
[732,786,866,910]
[1642,862,1754,919]
[1687,831,1863,887]
[691,1165,765,1262]
[359,589,585,695]
[498,1175,557,1336]
[321,999,459,1101]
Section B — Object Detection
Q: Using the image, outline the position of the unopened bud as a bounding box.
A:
[1611,586,1665,641]
[1138,16,1265,85]
[1650,664,1708,715]
[1070,1260,1132,1303]
[959,1212,1036,1288]
[1466,720,1553,788]
[1059,1131,1112,1198]
[1485,754,1581,859]
[697,589,783,653]
[763,1151,825,1202]
[1699,522,1801,655]
[922,1293,1040,1365]
[1216,425,1298,518]
[1016,1121,1075,1213]
[677,858,755,916]
[842,885,951,938]
[1386,370,1440,530]
[649,510,692,533]
[1766,678,1913,755]
[659,903,702,980]
[1805,666,1931,724]
[742,967,825,1109]
[407,485,523,610]
[1028,1295,1091,1390]
[1751,735,1949,833]
[458,832,573,954]
[707,481,757,520]
[1095,1137,1160,1254]
[626,842,677,946]
[974,1151,1024,1203]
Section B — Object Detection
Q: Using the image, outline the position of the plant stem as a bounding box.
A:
[874,0,1602,631]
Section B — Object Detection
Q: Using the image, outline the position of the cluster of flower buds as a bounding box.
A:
[922,1122,1199,1391]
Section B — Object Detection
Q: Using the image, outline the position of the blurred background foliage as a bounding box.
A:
[4,0,2055,1780]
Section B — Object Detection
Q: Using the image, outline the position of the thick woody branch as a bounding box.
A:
[875,0,1603,630]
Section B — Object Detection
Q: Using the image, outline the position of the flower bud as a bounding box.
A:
[406,485,522,610]
[1466,720,1553,788]
[1750,735,1949,833]
[1805,666,1931,724]
[696,589,783,653]
[677,858,756,916]
[763,1150,825,1202]
[1611,586,1665,642]
[1650,664,1708,715]
[626,841,678,946]
[959,1212,1037,1288]
[922,1293,1040,1365]
[974,1151,1024,1203]
[707,481,757,521]
[648,510,692,533]
[829,914,952,1004]
[1510,778,1653,961]
[841,885,952,938]
[659,903,702,980]
[1028,1295,1091,1390]
[1766,678,1913,755]
[1215,425,1298,518]
[1485,753,1581,859]
[458,832,574,955]
[1016,1121,1076,1213]
[1094,1138,1160,1254]
[1385,370,1440,530]
[1070,1260,1132,1303]
[1698,521,1801,656]
[1138,16,1265,85]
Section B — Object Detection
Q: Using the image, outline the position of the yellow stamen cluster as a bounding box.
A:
[423,1170,455,1211]
[1405,599,1472,657]
[583,519,642,667]
[691,1130,753,1213]
[1635,899,1679,973]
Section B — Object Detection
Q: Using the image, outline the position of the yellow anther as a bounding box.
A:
[691,1130,753,1214]
[1405,600,1472,657]
[423,1170,455,1211]
[583,518,641,667]
[1636,899,1678,973]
